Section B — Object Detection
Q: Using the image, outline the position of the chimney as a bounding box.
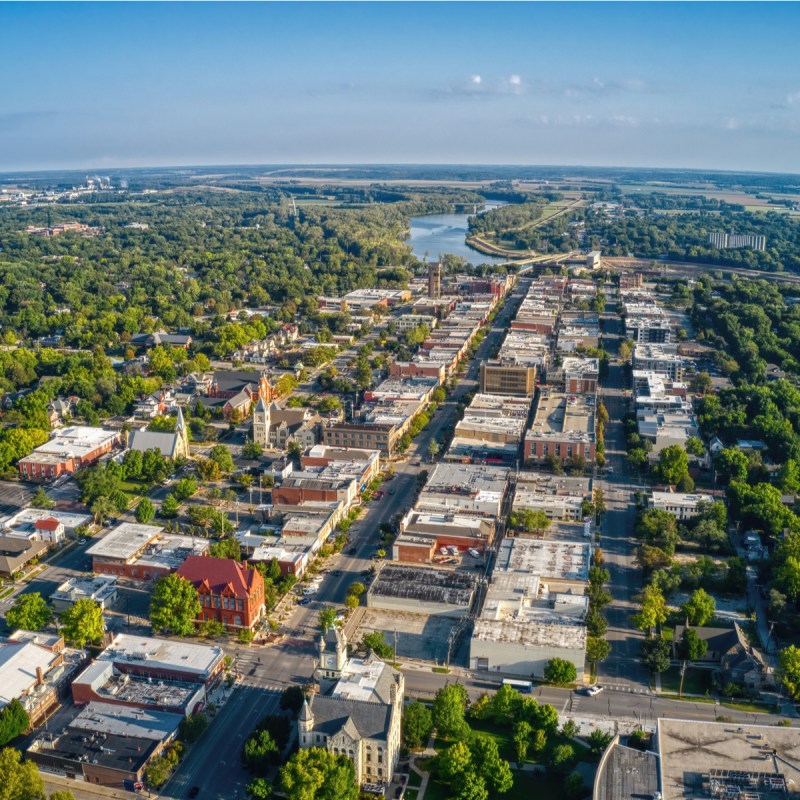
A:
[36,666,44,686]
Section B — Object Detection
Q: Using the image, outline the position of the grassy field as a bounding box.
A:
[660,666,714,696]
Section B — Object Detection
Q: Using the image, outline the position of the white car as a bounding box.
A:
[586,685,604,696]
[468,548,481,559]
[302,587,318,596]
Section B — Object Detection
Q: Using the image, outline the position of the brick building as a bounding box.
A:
[178,556,266,633]
[18,426,121,481]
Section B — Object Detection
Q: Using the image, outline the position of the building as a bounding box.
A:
[561,357,600,394]
[366,564,477,617]
[649,491,708,521]
[71,661,206,717]
[27,702,181,789]
[52,575,119,612]
[128,407,189,460]
[323,422,398,456]
[632,343,685,381]
[625,317,673,344]
[452,393,531,446]
[654,719,800,800]
[177,556,266,632]
[87,523,207,580]
[267,403,323,450]
[0,633,71,727]
[252,395,270,447]
[709,232,766,251]
[0,536,49,578]
[0,508,89,544]
[416,463,509,519]
[394,510,495,563]
[298,628,403,788]
[18,427,122,481]
[479,359,538,397]
[524,389,596,465]
[513,472,591,522]
[427,262,442,299]
[586,250,602,269]
[98,634,225,687]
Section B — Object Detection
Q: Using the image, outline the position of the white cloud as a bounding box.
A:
[509,74,522,86]
[723,117,742,130]
[471,74,482,85]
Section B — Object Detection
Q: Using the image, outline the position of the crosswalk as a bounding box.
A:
[233,651,291,692]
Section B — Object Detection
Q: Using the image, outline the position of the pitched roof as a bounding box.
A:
[212,370,267,392]
[0,537,48,576]
[34,517,62,531]
[178,555,261,599]
[307,694,392,742]
[128,430,182,458]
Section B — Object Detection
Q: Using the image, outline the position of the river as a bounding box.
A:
[408,202,508,264]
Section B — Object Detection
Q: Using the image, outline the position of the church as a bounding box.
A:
[127,406,190,460]
[298,627,404,788]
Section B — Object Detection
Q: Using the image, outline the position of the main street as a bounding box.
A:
[595,299,649,690]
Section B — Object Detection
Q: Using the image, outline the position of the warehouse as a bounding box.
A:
[367,564,477,617]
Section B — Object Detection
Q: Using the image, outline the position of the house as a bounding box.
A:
[33,517,65,543]
[128,408,190,460]
[0,536,49,577]
[132,330,193,349]
[133,390,175,420]
[47,396,78,428]
[672,623,773,691]
[299,628,403,789]
[209,370,274,402]
[177,556,266,632]
[268,403,323,450]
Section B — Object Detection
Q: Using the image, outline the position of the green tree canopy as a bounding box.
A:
[402,702,433,750]
[543,658,577,685]
[135,497,156,524]
[657,445,690,485]
[681,588,716,626]
[6,592,53,632]
[0,746,45,800]
[150,573,201,636]
[59,599,104,648]
[279,747,359,800]
[432,683,470,740]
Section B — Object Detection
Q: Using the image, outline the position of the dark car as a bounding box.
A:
[188,788,200,798]
[347,546,357,554]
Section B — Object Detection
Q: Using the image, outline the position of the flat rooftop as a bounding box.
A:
[25,426,119,460]
[472,615,586,649]
[369,564,477,608]
[53,575,117,603]
[69,700,180,740]
[495,537,590,583]
[331,656,395,704]
[99,634,224,679]
[527,389,595,443]
[515,471,591,497]
[423,463,509,496]
[657,718,800,800]
[87,523,163,561]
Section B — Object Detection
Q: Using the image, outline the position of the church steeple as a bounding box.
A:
[252,394,270,446]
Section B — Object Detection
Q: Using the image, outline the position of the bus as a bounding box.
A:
[502,678,533,694]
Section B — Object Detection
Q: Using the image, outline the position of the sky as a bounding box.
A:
[2,1,800,174]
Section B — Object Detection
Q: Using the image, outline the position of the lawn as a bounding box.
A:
[119,479,149,497]
[660,666,714,696]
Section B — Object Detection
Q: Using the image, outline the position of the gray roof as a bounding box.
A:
[308,694,392,742]
[129,430,181,458]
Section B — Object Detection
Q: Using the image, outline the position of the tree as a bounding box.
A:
[657,445,689,486]
[49,793,76,800]
[619,339,633,364]
[179,713,208,743]
[318,607,337,632]
[469,737,513,795]
[246,778,272,800]
[549,743,575,772]
[433,683,470,740]
[508,508,550,535]
[586,608,608,637]
[439,740,473,782]
[679,628,708,662]
[589,729,613,754]
[513,719,532,763]
[778,645,800,700]
[196,458,222,482]
[30,487,54,510]
[0,699,30,747]
[161,494,179,518]
[59,599,104,648]
[209,537,241,561]
[242,729,279,774]
[0,746,45,800]
[402,701,433,749]
[361,631,394,660]
[6,592,53,632]
[279,685,306,716]
[685,437,705,457]
[640,637,671,674]
[209,445,235,474]
[150,574,201,636]
[347,582,366,599]
[776,556,800,601]
[689,372,713,395]
[682,588,716,626]
[636,509,680,555]
[427,439,440,460]
[489,684,522,723]
[715,448,749,483]
[634,584,668,636]
[135,497,156,524]
[279,747,359,800]
[586,637,611,672]
[543,658,577,685]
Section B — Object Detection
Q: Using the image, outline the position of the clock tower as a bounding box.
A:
[318,626,347,680]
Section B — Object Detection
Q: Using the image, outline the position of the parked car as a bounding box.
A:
[468,548,481,558]
[584,685,604,696]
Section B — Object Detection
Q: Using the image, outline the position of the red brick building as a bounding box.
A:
[178,556,266,632]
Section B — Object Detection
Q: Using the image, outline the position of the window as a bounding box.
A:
[214,597,221,609]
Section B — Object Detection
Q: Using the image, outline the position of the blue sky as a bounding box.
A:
[2,2,800,173]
